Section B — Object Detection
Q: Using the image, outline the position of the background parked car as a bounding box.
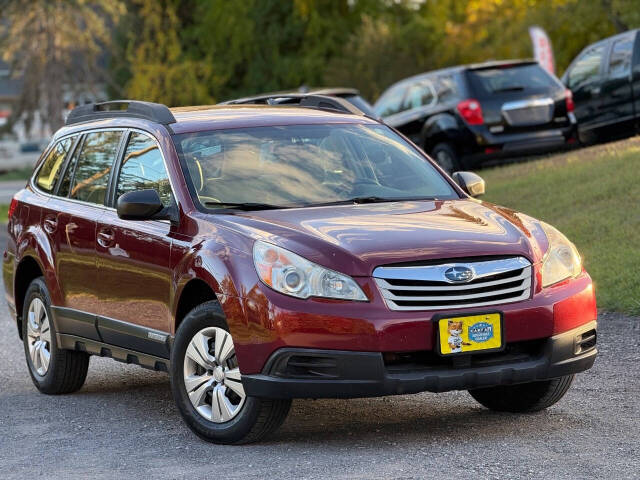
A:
[222,87,377,118]
[562,29,640,144]
[374,60,576,172]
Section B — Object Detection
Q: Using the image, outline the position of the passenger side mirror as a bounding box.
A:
[117,189,176,223]
[452,171,485,197]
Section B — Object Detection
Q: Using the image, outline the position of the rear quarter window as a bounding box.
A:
[35,138,74,193]
[466,64,559,96]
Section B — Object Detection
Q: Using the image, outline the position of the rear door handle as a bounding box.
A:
[97,228,115,247]
[43,216,57,234]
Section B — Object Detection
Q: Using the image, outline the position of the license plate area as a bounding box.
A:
[435,312,504,356]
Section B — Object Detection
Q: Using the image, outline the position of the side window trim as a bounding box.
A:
[51,134,83,196]
[60,134,87,199]
[106,129,132,208]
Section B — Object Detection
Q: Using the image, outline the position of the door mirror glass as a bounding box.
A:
[117,189,165,221]
[452,171,485,197]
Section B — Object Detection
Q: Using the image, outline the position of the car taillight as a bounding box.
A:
[7,198,18,220]
[565,89,575,113]
[457,99,484,125]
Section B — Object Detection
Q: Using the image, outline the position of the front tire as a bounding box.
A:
[22,277,89,394]
[468,375,574,413]
[170,301,291,444]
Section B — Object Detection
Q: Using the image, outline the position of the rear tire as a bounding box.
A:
[468,375,574,413]
[430,142,461,174]
[170,301,291,444]
[22,277,89,394]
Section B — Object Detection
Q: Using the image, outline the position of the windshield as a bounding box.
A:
[174,123,458,210]
[466,64,559,96]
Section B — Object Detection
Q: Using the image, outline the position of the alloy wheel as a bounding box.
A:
[26,297,51,376]
[183,327,246,423]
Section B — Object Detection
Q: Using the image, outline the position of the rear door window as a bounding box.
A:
[567,45,605,88]
[402,80,436,111]
[116,132,173,206]
[608,35,634,79]
[36,137,74,193]
[433,74,460,104]
[69,130,122,205]
[467,64,558,96]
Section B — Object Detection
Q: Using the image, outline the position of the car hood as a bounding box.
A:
[217,199,549,277]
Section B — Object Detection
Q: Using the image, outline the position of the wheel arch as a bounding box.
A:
[14,255,45,339]
[420,112,461,153]
[174,278,219,333]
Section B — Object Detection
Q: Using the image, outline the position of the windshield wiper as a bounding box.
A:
[306,196,438,207]
[203,201,289,211]
[492,85,525,93]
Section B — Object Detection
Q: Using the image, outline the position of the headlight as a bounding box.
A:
[540,222,582,287]
[253,240,368,301]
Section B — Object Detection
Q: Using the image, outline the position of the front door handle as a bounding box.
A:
[43,216,57,234]
[97,228,115,247]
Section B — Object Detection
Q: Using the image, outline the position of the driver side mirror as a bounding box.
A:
[452,171,485,197]
[117,189,177,223]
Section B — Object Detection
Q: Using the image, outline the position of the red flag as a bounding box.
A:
[529,26,555,75]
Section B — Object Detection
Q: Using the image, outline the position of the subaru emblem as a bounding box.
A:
[444,265,475,283]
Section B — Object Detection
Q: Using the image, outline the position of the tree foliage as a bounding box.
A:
[115,0,639,106]
[4,0,639,120]
[124,0,213,106]
[0,0,125,132]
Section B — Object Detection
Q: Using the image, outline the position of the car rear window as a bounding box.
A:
[466,64,559,96]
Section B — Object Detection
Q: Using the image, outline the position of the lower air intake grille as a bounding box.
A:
[373,257,532,311]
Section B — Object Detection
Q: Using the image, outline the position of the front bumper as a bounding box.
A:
[242,321,597,399]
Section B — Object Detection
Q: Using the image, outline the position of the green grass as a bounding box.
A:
[0,204,8,223]
[480,137,640,315]
[0,167,33,181]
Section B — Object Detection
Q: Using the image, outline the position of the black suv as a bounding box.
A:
[561,29,640,144]
[373,60,576,172]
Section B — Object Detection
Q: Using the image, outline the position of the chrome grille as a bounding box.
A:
[373,257,532,311]
[502,98,554,127]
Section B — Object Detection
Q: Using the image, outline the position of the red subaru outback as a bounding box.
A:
[4,98,597,444]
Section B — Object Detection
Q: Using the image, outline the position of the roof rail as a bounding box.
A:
[220,94,365,116]
[65,100,176,126]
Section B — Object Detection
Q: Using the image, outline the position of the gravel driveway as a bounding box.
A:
[0,286,637,478]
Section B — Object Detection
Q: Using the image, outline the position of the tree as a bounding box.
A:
[0,0,125,133]
[124,0,214,106]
